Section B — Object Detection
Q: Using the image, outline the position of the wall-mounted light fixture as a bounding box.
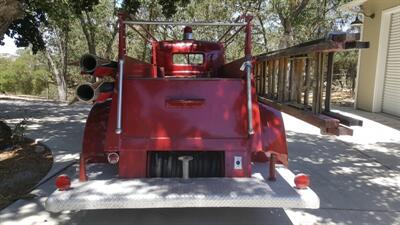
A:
[350,14,363,27]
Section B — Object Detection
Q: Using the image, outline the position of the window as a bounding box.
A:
[173,53,204,65]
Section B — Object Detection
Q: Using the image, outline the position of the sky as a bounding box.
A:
[0,36,20,55]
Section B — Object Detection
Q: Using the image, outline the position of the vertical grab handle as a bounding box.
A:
[115,59,124,134]
[242,60,254,135]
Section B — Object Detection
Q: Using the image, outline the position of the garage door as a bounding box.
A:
[382,11,400,117]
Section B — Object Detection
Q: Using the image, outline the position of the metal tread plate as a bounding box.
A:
[45,163,319,212]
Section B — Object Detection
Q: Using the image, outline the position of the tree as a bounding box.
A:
[0,0,24,38]
[72,0,135,58]
[1,0,99,52]
[0,50,49,95]
[1,0,356,101]
[271,0,310,48]
[1,0,99,101]
[270,0,348,48]
[75,0,188,59]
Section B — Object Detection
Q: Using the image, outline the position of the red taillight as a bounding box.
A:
[294,173,310,189]
[107,152,119,164]
[55,175,71,191]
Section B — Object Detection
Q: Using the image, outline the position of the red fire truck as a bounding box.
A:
[46,13,319,212]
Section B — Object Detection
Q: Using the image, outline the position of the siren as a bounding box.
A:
[183,26,193,40]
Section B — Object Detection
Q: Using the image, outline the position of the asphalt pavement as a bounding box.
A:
[0,98,399,225]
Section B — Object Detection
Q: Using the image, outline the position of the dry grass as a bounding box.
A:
[0,138,53,209]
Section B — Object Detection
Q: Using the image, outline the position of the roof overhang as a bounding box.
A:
[338,0,368,11]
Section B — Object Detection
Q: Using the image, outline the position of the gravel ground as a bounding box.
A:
[0,98,90,182]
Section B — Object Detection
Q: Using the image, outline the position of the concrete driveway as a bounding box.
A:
[0,98,399,225]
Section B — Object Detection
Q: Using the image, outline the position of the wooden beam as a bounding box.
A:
[255,62,260,94]
[254,33,369,62]
[254,32,369,136]
[259,97,337,128]
[313,53,324,114]
[290,59,303,103]
[312,53,319,114]
[258,97,352,136]
[318,54,325,113]
[287,102,312,111]
[325,52,334,112]
[344,41,369,49]
[261,61,266,96]
[288,59,294,101]
[283,57,289,102]
[297,59,305,103]
[322,111,363,127]
[277,59,283,102]
[260,63,263,94]
[271,60,277,99]
[322,125,354,136]
[304,57,310,106]
[268,60,274,98]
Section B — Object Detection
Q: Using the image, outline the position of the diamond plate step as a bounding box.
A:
[45,163,319,212]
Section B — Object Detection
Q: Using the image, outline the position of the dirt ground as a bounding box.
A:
[331,89,354,107]
[0,138,53,209]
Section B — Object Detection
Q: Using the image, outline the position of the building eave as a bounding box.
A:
[339,0,368,11]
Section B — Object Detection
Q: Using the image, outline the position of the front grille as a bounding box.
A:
[148,151,224,178]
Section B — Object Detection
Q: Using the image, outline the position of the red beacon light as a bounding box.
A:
[55,175,71,191]
[294,173,310,189]
[183,26,193,40]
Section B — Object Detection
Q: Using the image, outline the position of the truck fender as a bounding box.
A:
[253,103,288,166]
[81,100,111,163]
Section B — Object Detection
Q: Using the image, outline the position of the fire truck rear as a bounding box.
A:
[45,14,319,212]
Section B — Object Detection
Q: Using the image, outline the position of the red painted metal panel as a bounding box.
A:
[121,79,249,138]
[92,67,116,78]
[118,151,147,178]
[102,78,264,178]
[123,56,153,77]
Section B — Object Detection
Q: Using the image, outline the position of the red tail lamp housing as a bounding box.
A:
[55,175,71,191]
[294,173,310,189]
[107,152,120,164]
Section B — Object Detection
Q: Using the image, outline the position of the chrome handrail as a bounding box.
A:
[115,59,124,134]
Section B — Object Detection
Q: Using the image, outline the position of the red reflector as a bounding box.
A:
[107,152,119,164]
[55,175,71,191]
[294,173,310,189]
[184,26,192,33]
